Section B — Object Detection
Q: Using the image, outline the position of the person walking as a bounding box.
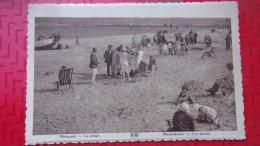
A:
[89,48,99,84]
[104,45,113,76]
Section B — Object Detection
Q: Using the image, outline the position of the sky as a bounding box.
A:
[35,17,231,27]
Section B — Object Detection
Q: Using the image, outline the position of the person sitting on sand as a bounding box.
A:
[147,56,159,74]
[170,102,195,131]
[89,48,99,84]
[177,86,194,105]
[119,47,132,81]
[205,63,234,96]
[200,46,216,59]
[193,103,220,128]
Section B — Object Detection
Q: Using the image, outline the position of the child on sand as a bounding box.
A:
[177,86,194,105]
[147,56,159,74]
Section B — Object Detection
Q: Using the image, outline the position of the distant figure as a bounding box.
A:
[56,33,61,43]
[175,38,181,55]
[104,45,113,76]
[177,86,193,104]
[200,47,216,59]
[89,48,99,84]
[194,31,198,44]
[205,35,212,49]
[147,56,159,74]
[205,63,234,96]
[194,103,220,128]
[53,33,57,42]
[189,30,194,45]
[171,102,195,131]
[66,44,69,49]
[225,33,232,50]
[185,34,190,45]
[119,47,132,81]
[76,36,79,45]
[168,42,173,55]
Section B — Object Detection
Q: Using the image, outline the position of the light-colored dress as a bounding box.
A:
[119,51,130,72]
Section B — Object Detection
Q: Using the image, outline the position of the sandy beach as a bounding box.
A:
[33,27,236,135]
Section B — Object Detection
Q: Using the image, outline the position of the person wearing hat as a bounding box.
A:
[89,48,99,84]
[171,102,195,131]
[193,103,220,128]
[205,63,234,96]
[119,46,132,81]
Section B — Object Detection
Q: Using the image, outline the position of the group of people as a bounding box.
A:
[89,44,159,83]
[170,63,234,131]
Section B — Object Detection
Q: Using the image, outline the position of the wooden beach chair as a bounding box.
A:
[56,68,74,94]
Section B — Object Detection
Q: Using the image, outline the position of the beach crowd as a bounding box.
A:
[86,28,234,131]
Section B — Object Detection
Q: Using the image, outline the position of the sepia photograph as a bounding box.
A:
[33,17,235,134]
[26,3,244,144]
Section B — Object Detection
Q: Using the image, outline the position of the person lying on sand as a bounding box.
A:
[170,102,195,131]
[205,63,234,96]
[193,103,220,128]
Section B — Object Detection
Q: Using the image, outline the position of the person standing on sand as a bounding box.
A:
[104,45,113,76]
[194,31,198,44]
[119,47,132,81]
[225,33,232,50]
[89,48,99,84]
[56,33,61,43]
[111,47,121,78]
[170,102,195,131]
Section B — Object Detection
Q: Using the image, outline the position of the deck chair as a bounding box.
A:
[56,68,74,94]
[220,87,234,98]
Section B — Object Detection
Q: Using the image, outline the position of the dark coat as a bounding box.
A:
[104,50,112,64]
[171,110,195,131]
[89,52,99,68]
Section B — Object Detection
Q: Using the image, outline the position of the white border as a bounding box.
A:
[26,2,244,145]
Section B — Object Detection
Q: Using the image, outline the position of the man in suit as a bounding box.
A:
[104,45,113,76]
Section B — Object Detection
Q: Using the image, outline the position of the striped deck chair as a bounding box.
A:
[56,68,74,93]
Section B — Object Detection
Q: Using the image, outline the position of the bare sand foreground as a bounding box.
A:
[33,28,236,135]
